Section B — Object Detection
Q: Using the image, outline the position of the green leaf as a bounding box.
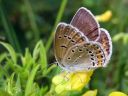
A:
[6,73,15,96]
[25,65,40,96]
[22,48,34,69]
[112,33,124,42]
[46,64,57,75]
[0,41,17,64]
[33,40,41,61]
[0,53,7,63]
[33,40,47,75]
[123,34,128,44]
[15,75,22,96]
[39,41,47,75]
[0,90,11,96]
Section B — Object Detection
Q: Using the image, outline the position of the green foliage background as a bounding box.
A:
[0,0,128,96]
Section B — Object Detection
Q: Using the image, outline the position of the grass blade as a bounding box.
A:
[33,40,47,75]
[0,41,17,64]
[0,3,21,52]
[45,0,68,52]
[23,0,40,41]
[25,65,39,96]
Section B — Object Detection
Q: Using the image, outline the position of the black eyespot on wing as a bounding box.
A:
[68,57,71,60]
[86,49,89,51]
[79,49,83,52]
[71,40,75,43]
[91,54,94,56]
[99,50,101,53]
[101,55,103,58]
[93,45,99,49]
[60,45,67,48]
[72,50,75,52]
[97,56,99,58]
[89,51,92,53]
[68,37,71,39]
[91,58,94,60]
[86,43,90,45]
[96,46,99,49]
[58,36,62,39]
[64,35,67,37]
[92,62,95,66]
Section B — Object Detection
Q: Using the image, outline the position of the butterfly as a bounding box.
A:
[54,7,112,72]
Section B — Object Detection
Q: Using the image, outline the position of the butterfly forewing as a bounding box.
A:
[62,42,106,71]
[54,23,88,65]
[70,7,100,41]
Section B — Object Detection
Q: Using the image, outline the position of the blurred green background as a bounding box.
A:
[0,0,128,96]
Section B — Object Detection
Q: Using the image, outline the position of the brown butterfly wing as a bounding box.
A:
[62,42,106,71]
[96,28,112,65]
[70,7,100,41]
[54,23,88,66]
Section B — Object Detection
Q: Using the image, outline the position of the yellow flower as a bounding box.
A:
[109,91,127,96]
[95,10,112,22]
[52,70,94,94]
[82,89,97,96]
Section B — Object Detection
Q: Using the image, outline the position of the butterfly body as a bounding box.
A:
[54,7,112,72]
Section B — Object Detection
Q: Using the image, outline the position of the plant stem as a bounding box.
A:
[0,3,21,53]
[24,0,40,42]
[45,0,68,52]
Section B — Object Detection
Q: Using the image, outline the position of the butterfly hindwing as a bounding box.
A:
[96,28,112,66]
[62,42,106,71]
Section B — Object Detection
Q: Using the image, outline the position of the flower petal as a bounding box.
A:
[82,89,97,96]
[109,91,127,96]
[96,10,112,22]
